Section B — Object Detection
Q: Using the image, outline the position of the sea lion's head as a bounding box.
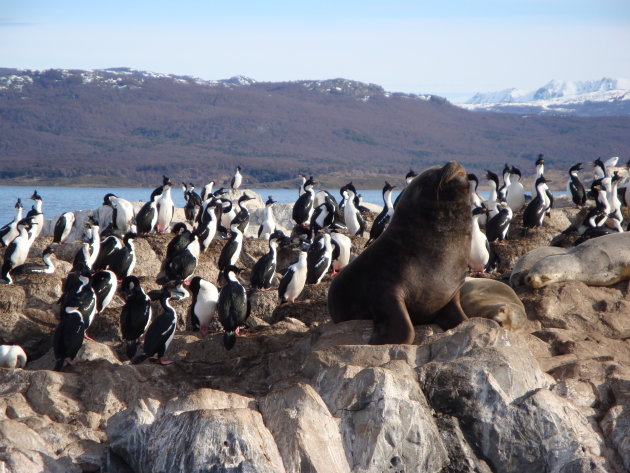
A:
[399,161,469,211]
[525,254,581,288]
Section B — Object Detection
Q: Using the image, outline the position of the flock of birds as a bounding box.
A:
[467,155,630,275]
[0,157,627,370]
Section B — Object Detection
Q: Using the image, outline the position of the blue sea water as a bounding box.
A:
[0,186,406,226]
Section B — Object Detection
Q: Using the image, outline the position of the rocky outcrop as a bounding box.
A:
[0,203,629,473]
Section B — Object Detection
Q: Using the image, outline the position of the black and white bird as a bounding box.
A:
[330,231,351,275]
[469,206,490,274]
[306,232,333,284]
[53,306,85,371]
[567,163,587,208]
[1,218,36,284]
[497,164,511,202]
[132,291,177,365]
[310,201,335,232]
[92,233,122,272]
[183,183,202,223]
[60,270,97,339]
[485,170,500,219]
[119,276,152,359]
[341,183,364,236]
[189,276,219,335]
[157,232,200,286]
[486,202,513,242]
[92,270,117,314]
[150,175,172,202]
[250,231,283,290]
[165,223,195,261]
[231,166,243,190]
[217,265,250,350]
[609,172,623,222]
[135,192,160,234]
[103,193,134,233]
[218,220,244,275]
[366,181,395,246]
[394,169,417,208]
[532,154,546,197]
[106,232,137,280]
[297,173,308,196]
[53,212,75,244]
[200,180,216,202]
[506,167,526,212]
[523,176,552,233]
[156,183,174,233]
[27,191,44,241]
[0,198,23,248]
[292,177,316,227]
[196,200,219,251]
[278,243,309,303]
[258,196,277,239]
[13,245,56,275]
[233,194,255,234]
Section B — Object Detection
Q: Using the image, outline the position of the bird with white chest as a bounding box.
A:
[469,206,490,275]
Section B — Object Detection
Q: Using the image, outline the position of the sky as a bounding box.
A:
[1,1,629,102]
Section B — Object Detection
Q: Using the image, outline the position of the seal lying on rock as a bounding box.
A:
[509,246,568,288]
[459,278,529,331]
[328,161,472,344]
[526,232,630,288]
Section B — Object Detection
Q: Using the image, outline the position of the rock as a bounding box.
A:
[0,284,25,313]
[107,401,286,473]
[600,405,630,472]
[259,383,351,473]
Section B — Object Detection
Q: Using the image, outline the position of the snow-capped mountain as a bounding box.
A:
[461,78,630,116]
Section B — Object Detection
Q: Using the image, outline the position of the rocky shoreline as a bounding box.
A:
[0,192,629,473]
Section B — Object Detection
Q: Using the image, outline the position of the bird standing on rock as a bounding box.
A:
[120,276,152,359]
[217,265,250,350]
[132,291,177,365]
[189,276,219,336]
[231,166,243,190]
[278,243,309,303]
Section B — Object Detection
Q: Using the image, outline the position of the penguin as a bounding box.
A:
[91,270,117,314]
[53,212,75,244]
[132,291,177,365]
[196,200,219,251]
[233,194,254,234]
[258,196,277,239]
[306,232,333,284]
[135,192,160,234]
[189,276,219,335]
[217,265,250,350]
[119,276,152,359]
[156,233,200,285]
[292,177,316,227]
[0,198,23,247]
[0,345,27,368]
[505,167,526,212]
[250,231,282,290]
[310,201,335,232]
[366,181,395,246]
[0,218,36,284]
[486,201,513,242]
[106,232,137,280]
[469,206,490,274]
[12,245,56,275]
[394,169,417,208]
[278,243,309,303]
[231,166,243,190]
[103,193,134,233]
[567,163,587,208]
[156,183,174,233]
[341,183,365,236]
[485,170,500,219]
[330,231,351,275]
[218,220,244,275]
[523,176,551,233]
[27,190,44,241]
[53,306,85,371]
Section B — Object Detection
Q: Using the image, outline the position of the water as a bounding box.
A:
[0,185,405,225]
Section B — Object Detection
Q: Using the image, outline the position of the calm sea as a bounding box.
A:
[0,186,407,225]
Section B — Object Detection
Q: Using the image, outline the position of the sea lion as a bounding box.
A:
[509,246,568,288]
[459,277,529,331]
[525,232,630,288]
[0,345,27,368]
[328,161,472,344]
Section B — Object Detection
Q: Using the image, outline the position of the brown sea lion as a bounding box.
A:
[327,161,472,344]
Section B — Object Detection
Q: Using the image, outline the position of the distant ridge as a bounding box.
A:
[461,78,630,116]
[0,67,629,187]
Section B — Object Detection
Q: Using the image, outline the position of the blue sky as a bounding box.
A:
[1,1,629,102]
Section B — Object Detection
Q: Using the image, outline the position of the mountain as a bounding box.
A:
[1,67,629,187]
[461,78,630,116]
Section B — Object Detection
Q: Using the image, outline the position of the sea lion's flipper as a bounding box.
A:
[369,297,415,345]
[435,291,468,331]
